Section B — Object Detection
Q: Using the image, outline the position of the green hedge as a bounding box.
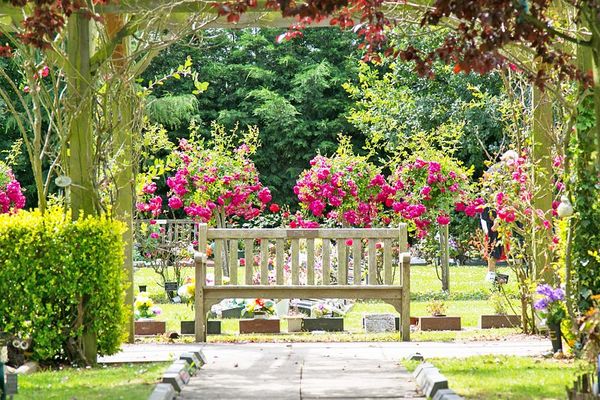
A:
[0,208,127,362]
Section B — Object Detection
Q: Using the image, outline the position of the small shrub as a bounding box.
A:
[0,208,127,363]
[426,300,447,316]
[489,290,507,315]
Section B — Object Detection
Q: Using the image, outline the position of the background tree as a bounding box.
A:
[141,28,366,206]
[345,27,505,179]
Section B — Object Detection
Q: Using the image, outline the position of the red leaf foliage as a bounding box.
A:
[7,0,107,50]
[400,0,599,88]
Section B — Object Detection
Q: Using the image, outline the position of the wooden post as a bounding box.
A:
[195,224,208,342]
[400,252,411,342]
[67,12,96,216]
[66,11,96,365]
[440,224,450,292]
[531,85,555,283]
[106,12,136,344]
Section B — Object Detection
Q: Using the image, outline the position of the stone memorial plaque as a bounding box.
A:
[364,313,396,333]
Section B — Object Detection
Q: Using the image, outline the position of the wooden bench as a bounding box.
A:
[194,224,411,342]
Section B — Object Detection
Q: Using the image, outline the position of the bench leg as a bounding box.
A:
[195,290,206,342]
[400,255,410,342]
[400,290,410,342]
[386,299,408,342]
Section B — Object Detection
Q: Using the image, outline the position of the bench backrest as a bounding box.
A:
[198,224,408,287]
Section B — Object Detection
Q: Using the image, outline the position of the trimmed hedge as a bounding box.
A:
[0,208,127,362]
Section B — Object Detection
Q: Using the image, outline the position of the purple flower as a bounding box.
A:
[534,298,549,311]
[549,288,565,302]
[536,284,554,297]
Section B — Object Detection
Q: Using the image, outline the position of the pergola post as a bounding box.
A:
[66,11,97,364]
[106,13,136,344]
[66,13,96,215]
[531,85,554,284]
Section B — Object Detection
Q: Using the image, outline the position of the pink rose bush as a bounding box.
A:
[0,162,25,213]
[135,181,162,217]
[388,156,472,238]
[166,126,272,226]
[294,140,385,227]
[474,150,565,333]
[478,150,561,255]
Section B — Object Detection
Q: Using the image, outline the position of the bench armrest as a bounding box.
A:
[399,252,411,264]
[194,251,208,263]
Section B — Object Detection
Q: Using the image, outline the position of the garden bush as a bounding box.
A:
[0,208,127,363]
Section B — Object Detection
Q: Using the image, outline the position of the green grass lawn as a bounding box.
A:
[159,300,502,332]
[135,263,518,303]
[404,356,589,399]
[18,363,168,400]
[136,263,522,339]
[156,299,520,339]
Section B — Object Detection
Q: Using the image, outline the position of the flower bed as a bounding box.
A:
[135,320,166,336]
[479,315,520,329]
[239,319,280,334]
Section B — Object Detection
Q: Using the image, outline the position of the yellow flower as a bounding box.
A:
[186,284,195,297]
[135,292,154,309]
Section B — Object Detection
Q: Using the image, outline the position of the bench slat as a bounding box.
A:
[322,238,331,285]
[203,285,404,301]
[384,239,392,285]
[307,238,315,285]
[399,224,408,252]
[228,239,238,285]
[338,241,347,285]
[214,239,223,285]
[368,239,377,285]
[276,238,284,285]
[352,239,361,285]
[244,239,253,285]
[291,239,300,285]
[260,239,269,285]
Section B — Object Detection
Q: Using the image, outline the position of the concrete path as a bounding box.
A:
[180,343,423,400]
[98,340,551,399]
[98,338,550,364]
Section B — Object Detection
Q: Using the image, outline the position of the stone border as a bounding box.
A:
[412,360,464,400]
[148,349,207,400]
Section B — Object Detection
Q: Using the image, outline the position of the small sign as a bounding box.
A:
[495,273,509,284]
[165,282,179,292]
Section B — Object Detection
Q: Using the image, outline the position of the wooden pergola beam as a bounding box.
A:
[0,0,430,31]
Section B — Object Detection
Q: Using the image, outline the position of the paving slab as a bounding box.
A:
[98,338,549,364]
[179,343,423,400]
[98,340,549,399]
